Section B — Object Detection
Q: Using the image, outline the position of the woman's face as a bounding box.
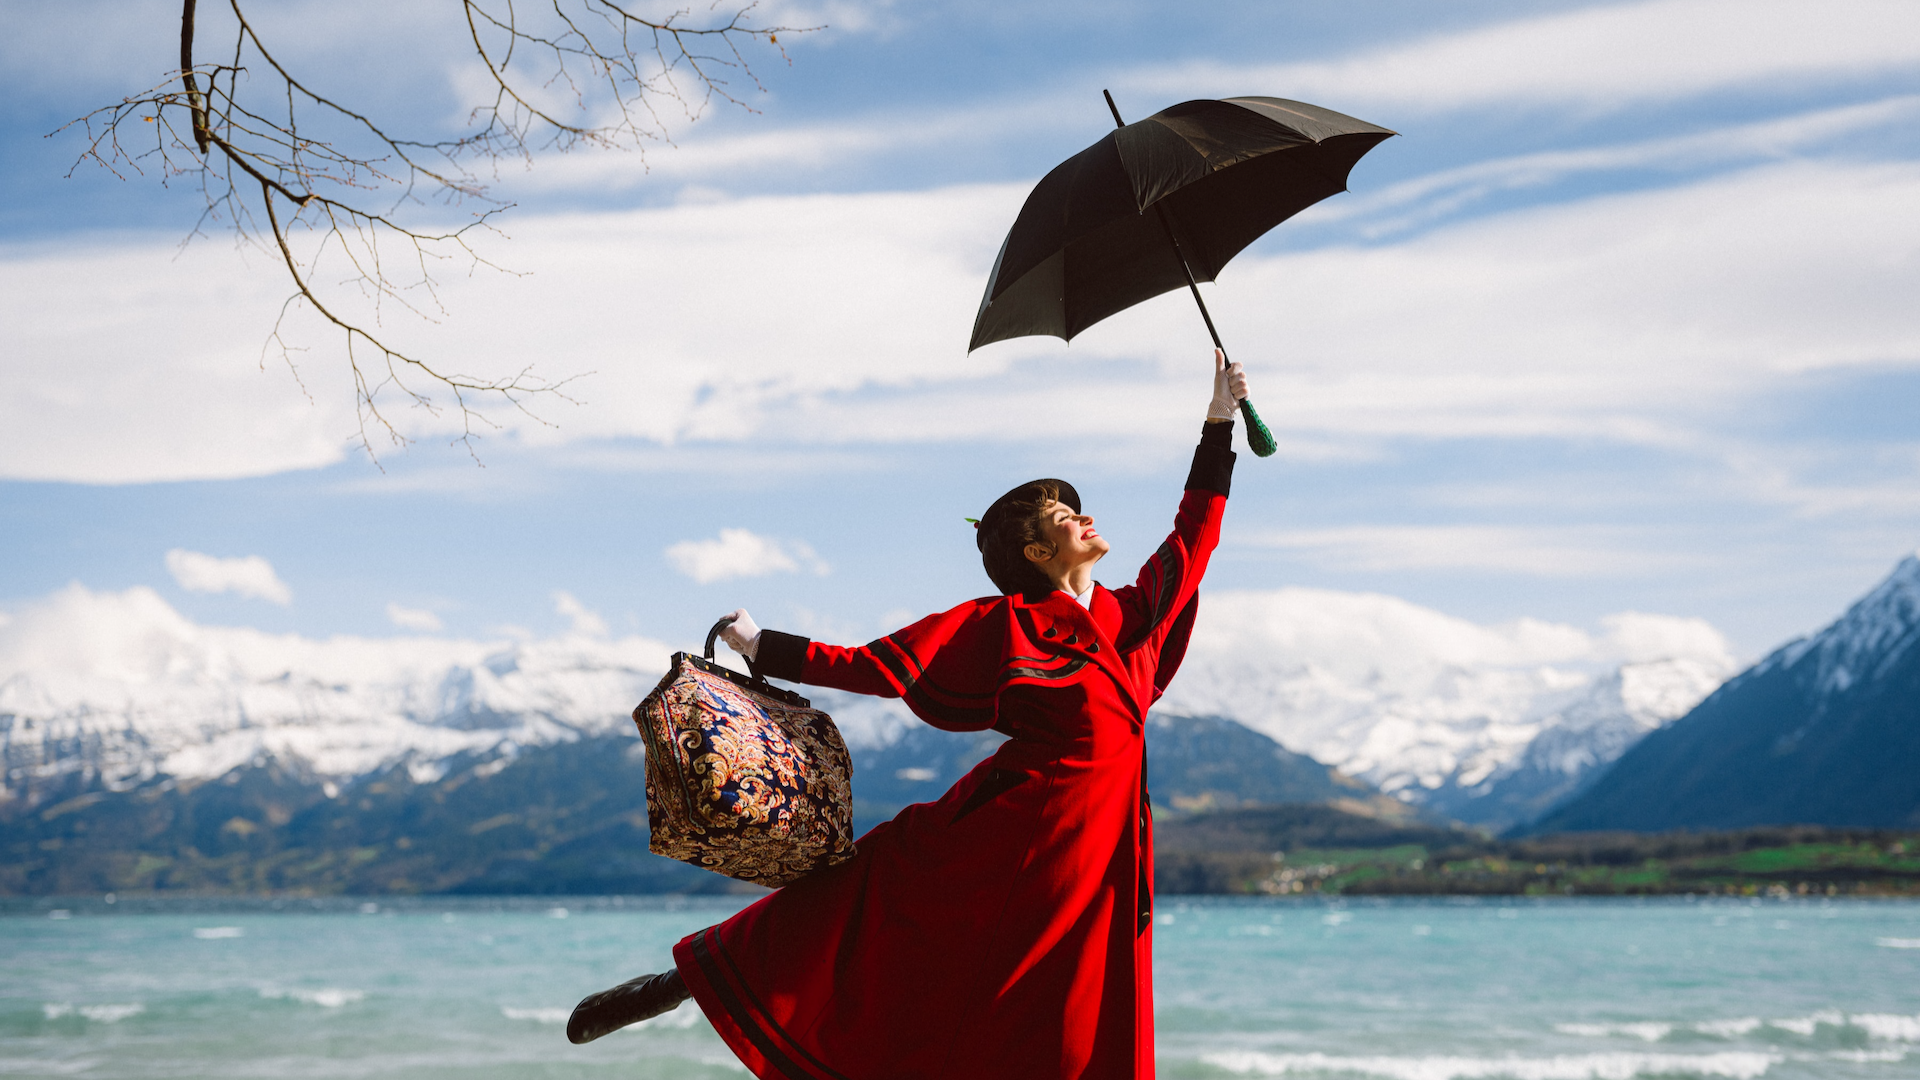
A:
[1027,500,1110,573]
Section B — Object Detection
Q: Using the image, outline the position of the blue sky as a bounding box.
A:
[3,0,1919,661]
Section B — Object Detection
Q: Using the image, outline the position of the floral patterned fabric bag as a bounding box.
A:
[633,620,856,887]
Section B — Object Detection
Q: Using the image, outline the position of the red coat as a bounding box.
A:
[675,435,1234,1080]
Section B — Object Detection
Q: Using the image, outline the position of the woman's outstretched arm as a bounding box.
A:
[1108,349,1243,669]
[1107,425,1232,651]
[721,604,1005,731]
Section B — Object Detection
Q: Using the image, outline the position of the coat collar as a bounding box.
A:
[1010,587,1140,712]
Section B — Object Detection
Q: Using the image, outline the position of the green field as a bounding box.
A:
[1153,812,1920,896]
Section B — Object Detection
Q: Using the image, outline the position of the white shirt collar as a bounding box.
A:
[1064,583,1095,609]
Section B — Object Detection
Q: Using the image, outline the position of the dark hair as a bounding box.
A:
[978,480,1067,596]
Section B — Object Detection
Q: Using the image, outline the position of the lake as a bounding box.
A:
[4,895,1918,1078]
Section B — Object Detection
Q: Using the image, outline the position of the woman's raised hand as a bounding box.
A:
[720,608,762,661]
[1208,348,1249,421]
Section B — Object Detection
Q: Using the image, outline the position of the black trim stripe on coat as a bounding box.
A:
[1118,539,1185,651]
[873,634,997,728]
[870,636,920,696]
[1002,654,1090,683]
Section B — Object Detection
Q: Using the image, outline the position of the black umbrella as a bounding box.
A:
[969,92,1395,456]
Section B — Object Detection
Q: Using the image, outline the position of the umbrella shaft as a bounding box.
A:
[1155,203,1228,359]
[1105,90,1229,361]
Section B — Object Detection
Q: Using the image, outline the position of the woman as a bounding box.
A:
[571,351,1250,1079]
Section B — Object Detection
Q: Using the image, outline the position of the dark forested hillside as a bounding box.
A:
[1,737,725,896]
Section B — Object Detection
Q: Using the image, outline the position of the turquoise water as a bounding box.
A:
[4,895,1918,1079]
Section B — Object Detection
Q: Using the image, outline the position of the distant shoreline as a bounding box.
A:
[6,891,1920,917]
[1153,810,1920,898]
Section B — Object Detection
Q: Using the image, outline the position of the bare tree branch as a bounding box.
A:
[59,0,814,462]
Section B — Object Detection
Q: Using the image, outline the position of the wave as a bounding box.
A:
[1829,1049,1910,1064]
[1691,1020,1763,1039]
[42,1003,145,1023]
[1556,1011,1920,1043]
[498,1004,702,1031]
[1852,1015,1920,1042]
[259,987,365,1008]
[1875,937,1920,949]
[193,926,244,939]
[1554,1024,1670,1042]
[1200,1050,1780,1079]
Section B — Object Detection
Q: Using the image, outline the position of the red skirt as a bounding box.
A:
[674,687,1154,1080]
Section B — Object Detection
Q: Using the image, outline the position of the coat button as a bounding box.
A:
[1042,626,1057,638]
[1087,641,1100,653]
[1065,634,1079,645]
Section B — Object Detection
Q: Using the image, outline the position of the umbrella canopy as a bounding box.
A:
[969,97,1395,352]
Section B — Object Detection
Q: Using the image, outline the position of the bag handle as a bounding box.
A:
[685,612,807,708]
[703,614,736,662]
[705,612,765,680]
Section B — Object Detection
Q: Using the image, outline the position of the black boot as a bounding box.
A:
[566,969,691,1045]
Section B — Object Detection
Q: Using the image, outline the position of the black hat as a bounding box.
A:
[975,479,1080,552]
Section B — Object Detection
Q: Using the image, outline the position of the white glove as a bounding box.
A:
[719,608,761,662]
[1208,348,1248,421]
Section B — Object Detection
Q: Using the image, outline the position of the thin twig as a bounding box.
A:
[56,0,813,464]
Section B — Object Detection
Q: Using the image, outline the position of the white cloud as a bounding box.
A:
[1136,0,1920,115]
[0,236,360,483]
[7,150,1918,481]
[385,603,443,632]
[511,95,1066,194]
[551,591,611,638]
[1179,587,1598,681]
[0,184,1020,482]
[164,549,293,605]
[1599,611,1734,668]
[1247,526,1694,578]
[665,528,828,584]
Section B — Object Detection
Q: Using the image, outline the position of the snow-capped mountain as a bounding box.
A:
[1155,589,1737,826]
[1418,656,1732,827]
[1757,552,1920,698]
[1537,553,1920,832]
[0,585,671,802]
[2,581,1737,829]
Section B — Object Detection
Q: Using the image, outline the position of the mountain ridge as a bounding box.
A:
[1534,554,1920,832]
[3,582,1736,832]
[0,711,1381,897]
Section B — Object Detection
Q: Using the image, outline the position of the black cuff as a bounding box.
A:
[1187,422,1236,496]
[753,630,810,683]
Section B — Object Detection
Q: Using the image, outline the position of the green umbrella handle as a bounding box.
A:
[1239,398,1278,457]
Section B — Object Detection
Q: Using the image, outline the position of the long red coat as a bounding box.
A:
[674,435,1234,1080]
